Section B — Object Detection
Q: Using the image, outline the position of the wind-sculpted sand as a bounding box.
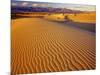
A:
[67,12,96,23]
[11,18,96,74]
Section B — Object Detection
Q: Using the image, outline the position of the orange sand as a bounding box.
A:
[11,18,96,74]
[67,12,96,23]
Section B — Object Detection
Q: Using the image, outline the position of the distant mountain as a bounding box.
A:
[11,6,82,14]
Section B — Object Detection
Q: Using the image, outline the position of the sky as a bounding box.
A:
[11,0,96,11]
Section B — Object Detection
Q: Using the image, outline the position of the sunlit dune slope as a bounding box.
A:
[67,12,96,23]
[44,14,65,21]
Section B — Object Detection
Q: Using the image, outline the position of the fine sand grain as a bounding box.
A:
[11,18,96,74]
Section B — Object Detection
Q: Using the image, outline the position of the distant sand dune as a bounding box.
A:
[11,18,95,74]
[67,12,96,23]
[43,12,96,23]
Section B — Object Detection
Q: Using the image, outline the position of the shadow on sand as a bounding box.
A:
[55,20,95,33]
[49,16,96,33]
[11,14,44,19]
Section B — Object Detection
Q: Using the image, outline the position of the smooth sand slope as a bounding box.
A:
[11,18,96,74]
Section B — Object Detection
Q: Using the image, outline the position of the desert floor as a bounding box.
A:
[11,17,96,74]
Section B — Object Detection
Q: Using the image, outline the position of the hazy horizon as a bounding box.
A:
[11,0,96,11]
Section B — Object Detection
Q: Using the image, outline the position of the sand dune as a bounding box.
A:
[12,12,96,23]
[44,14,66,22]
[67,12,96,23]
[11,18,95,74]
[43,12,96,24]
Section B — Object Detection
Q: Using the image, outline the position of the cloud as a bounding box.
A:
[21,2,28,6]
[41,4,48,7]
[32,4,38,7]
[32,3,49,7]
[12,3,17,6]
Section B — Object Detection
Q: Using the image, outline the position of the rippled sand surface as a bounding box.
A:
[11,18,96,74]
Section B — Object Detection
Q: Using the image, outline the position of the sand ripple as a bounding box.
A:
[11,18,96,74]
